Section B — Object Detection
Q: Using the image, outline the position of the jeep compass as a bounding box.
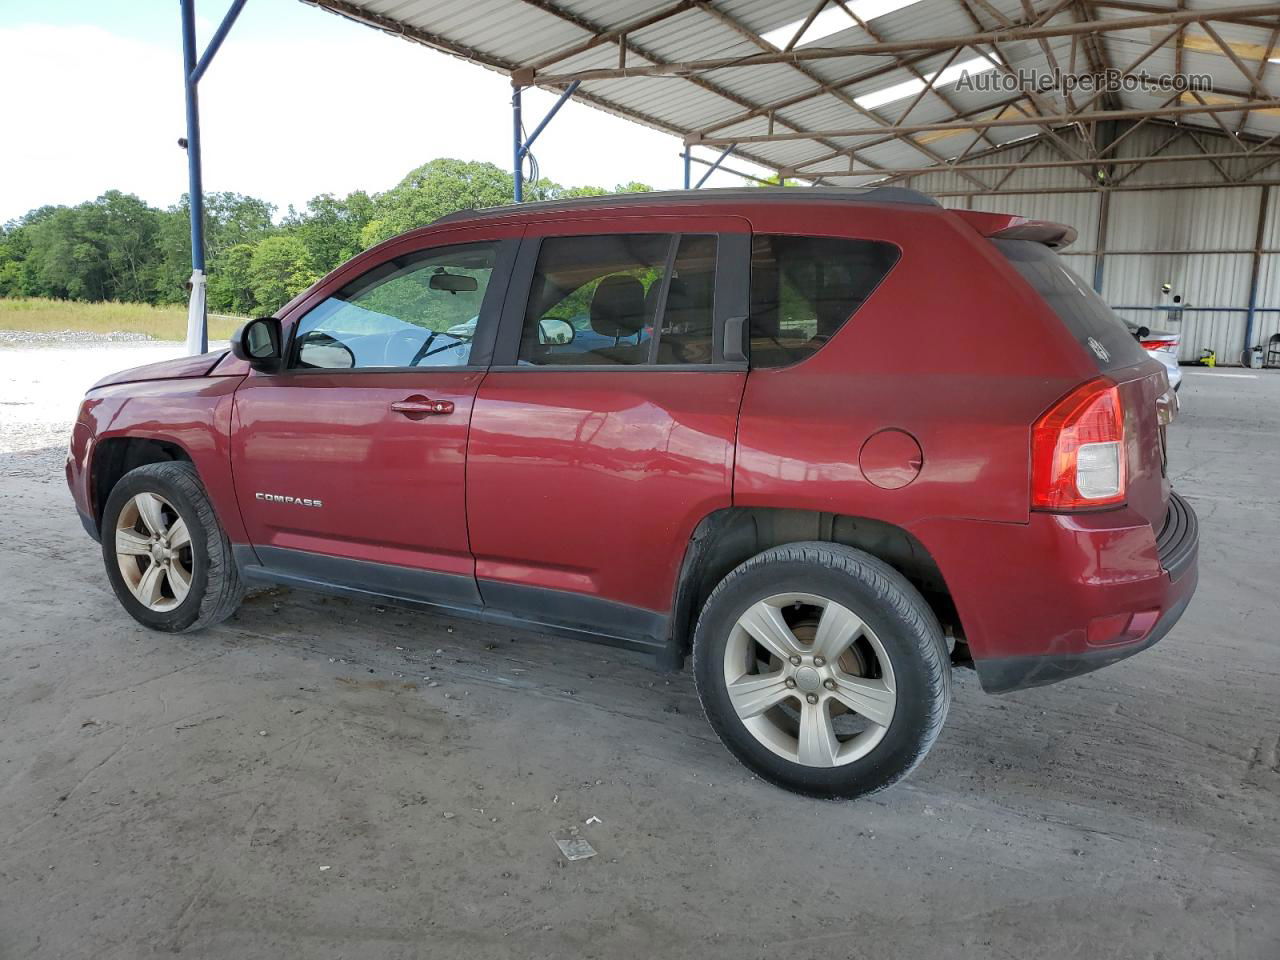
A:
[66,188,1198,798]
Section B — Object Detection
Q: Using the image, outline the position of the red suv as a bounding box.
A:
[66,188,1198,799]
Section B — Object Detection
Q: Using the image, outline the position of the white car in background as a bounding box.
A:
[1129,324,1183,391]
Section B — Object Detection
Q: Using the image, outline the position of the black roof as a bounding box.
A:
[432,186,939,226]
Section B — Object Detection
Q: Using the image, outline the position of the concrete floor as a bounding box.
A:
[1,366,1277,960]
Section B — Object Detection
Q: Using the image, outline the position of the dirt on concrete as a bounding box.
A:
[0,361,1277,960]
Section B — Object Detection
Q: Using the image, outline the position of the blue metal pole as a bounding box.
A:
[512,86,523,203]
[521,79,580,155]
[191,0,249,83]
[683,150,691,189]
[694,143,737,189]
[1243,185,1269,364]
[180,0,207,353]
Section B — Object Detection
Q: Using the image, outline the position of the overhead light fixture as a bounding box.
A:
[855,53,998,110]
[761,0,924,50]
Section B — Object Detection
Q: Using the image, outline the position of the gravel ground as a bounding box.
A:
[0,335,228,452]
[0,330,157,348]
[0,345,1277,960]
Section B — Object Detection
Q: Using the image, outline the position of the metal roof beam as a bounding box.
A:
[304,0,519,66]
[1088,1,1280,30]
[1202,20,1273,100]
[690,97,1280,145]
[919,177,1280,197]
[696,48,942,136]
[691,0,967,181]
[511,0,896,182]
[1237,26,1279,136]
[953,0,1097,179]
[687,1,989,189]
[831,0,1007,165]
[529,5,1280,84]
[527,1,694,72]
[798,148,1280,178]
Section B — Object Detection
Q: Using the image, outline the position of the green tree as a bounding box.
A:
[286,191,373,275]
[22,192,161,302]
[204,192,277,261]
[360,159,515,247]
[248,235,316,314]
[0,158,658,312]
[207,242,257,314]
[0,223,32,297]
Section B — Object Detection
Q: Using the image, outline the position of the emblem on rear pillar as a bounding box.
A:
[1088,337,1111,363]
[255,492,323,508]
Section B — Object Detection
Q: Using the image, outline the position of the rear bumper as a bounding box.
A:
[974,564,1196,692]
[912,492,1200,694]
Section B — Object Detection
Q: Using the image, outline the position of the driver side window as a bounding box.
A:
[291,242,497,369]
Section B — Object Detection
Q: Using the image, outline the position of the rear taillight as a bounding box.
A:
[1031,378,1126,509]
[1141,339,1178,352]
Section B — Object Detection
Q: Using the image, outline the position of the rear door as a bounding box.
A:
[464,216,750,644]
[231,225,519,605]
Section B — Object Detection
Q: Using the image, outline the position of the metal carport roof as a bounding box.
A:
[299,0,1280,191]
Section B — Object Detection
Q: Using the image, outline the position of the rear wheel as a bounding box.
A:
[101,461,243,632]
[692,542,950,799]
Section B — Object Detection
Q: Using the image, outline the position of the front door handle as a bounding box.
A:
[390,395,454,417]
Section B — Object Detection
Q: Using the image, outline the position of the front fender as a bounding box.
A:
[73,376,247,543]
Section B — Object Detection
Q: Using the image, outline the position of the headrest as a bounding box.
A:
[590,274,646,338]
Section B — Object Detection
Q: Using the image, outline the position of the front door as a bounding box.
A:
[231,228,518,608]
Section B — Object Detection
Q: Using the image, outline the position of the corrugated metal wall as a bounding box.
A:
[904,125,1277,364]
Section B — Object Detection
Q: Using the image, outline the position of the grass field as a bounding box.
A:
[0,298,245,341]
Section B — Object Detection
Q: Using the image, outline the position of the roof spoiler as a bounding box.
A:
[952,210,1078,249]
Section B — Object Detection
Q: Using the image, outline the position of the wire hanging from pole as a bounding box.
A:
[520,119,540,194]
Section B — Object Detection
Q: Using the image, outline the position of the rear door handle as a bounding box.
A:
[390,396,454,417]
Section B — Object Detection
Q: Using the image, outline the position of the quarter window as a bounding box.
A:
[749,235,899,368]
[519,233,717,366]
[292,242,497,369]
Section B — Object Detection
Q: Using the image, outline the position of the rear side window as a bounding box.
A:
[993,239,1146,371]
[519,233,717,366]
[749,235,899,368]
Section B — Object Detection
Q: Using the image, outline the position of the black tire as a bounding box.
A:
[100,461,243,633]
[692,542,951,800]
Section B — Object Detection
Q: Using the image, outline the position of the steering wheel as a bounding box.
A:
[381,329,430,367]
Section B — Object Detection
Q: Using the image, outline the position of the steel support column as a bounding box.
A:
[512,86,523,203]
[179,0,248,355]
[1244,184,1271,363]
[512,80,581,202]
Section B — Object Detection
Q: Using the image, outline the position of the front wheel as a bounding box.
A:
[692,542,951,799]
[101,461,243,633]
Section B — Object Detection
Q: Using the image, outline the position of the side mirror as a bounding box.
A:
[1134,325,1151,340]
[231,317,282,369]
[538,317,575,346]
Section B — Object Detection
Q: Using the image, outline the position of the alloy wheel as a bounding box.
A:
[722,592,897,767]
[114,492,194,612]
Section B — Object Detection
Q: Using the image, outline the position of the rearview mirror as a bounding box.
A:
[429,270,478,294]
[538,317,575,346]
[231,317,282,369]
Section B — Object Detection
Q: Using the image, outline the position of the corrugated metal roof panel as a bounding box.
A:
[304,0,1280,185]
